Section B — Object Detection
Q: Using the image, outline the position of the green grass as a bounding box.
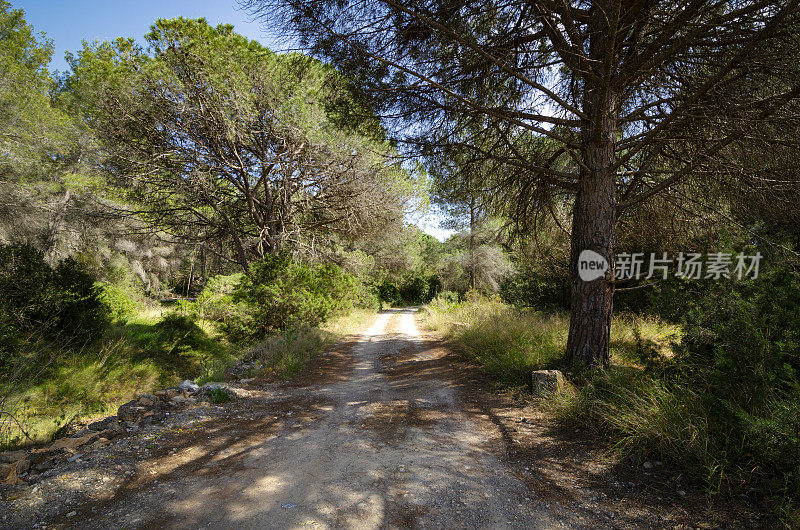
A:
[0,308,234,449]
[423,294,679,387]
[246,308,376,379]
[1,305,377,450]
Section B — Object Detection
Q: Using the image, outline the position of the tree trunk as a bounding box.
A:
[469,195,476,291]
[565,9,618,368]
[43,189,71,265]
[565,150,616,367]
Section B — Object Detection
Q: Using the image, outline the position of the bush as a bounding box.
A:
[378,278,401,304]
[97,282,142,321]
[194,273,244,321]
[227,254,360,340]
[206,385,235,404]
[378,273,441,305]
[500,267,570,310]
[554,266,800,522]
[674,269,800,505]
[0,244,108,374]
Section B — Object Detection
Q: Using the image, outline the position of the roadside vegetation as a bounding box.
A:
[424,270,800,523]
[0,245,380,449]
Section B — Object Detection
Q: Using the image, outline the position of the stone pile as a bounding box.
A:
[0,380,237,486]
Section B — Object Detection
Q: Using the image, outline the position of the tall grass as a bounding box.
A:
[245,308,376,378]
[423,294,678,386]
[425,295,566,386]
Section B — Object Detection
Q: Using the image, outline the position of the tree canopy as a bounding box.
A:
[64,17,416,270]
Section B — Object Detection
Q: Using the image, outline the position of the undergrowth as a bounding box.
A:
[0,308,234,450]
[423,290,799,525]
[244,308,376,379]
[424,292,677,387]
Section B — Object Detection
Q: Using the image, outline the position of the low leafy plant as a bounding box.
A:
[0,244,109,375]
[227,254,360,339]
[206,385,234,404]
[97,282,143,322]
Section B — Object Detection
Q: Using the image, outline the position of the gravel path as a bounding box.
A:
[1,308,765,529]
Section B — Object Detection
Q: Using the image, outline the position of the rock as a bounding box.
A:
[29,449,66,473]
[0,450,27,464]
[225,361,256,378]
[0,462,12,478]
[139,413,163,426]
[73,428,96,438]
[88,416,119,431]
[530,370,566,395]
[13,457,30,475]
[179,380,200,393]
[170,395,187,405]
[66,511,77,518]
[154,390,168,398]
[88,439,110,451]
[67,453,83,463]
[643,461,653,469]
[117,400,143,422]
[138,397,155,407]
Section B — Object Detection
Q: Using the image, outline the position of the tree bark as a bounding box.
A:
[469,194,476,291]
[565,140,616,367]
[565,7,618,368]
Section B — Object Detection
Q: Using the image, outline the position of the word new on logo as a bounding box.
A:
[578,250,609,282]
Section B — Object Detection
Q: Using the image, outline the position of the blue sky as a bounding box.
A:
[16,0,289,73]
[14,0,455,241]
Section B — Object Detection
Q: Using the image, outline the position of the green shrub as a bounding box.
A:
[437,290,460,304]
[500,266,570,310]
[399,273,431,304]
[195,273,244,321]
[206,385,235,404]
[554,266,800,521]
[97,282,142,321]
[227,254,359,339]
[675,269,800,505]
[351,279,381,311]
[378,278,401,304]
[379,273,441,305]
[0,244,108,374]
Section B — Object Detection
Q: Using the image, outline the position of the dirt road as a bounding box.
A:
[2,308,762,529]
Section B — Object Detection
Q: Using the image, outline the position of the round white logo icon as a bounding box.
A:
[578,250,609,282]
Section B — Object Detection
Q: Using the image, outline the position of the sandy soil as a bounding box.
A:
[0,308,765,529]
